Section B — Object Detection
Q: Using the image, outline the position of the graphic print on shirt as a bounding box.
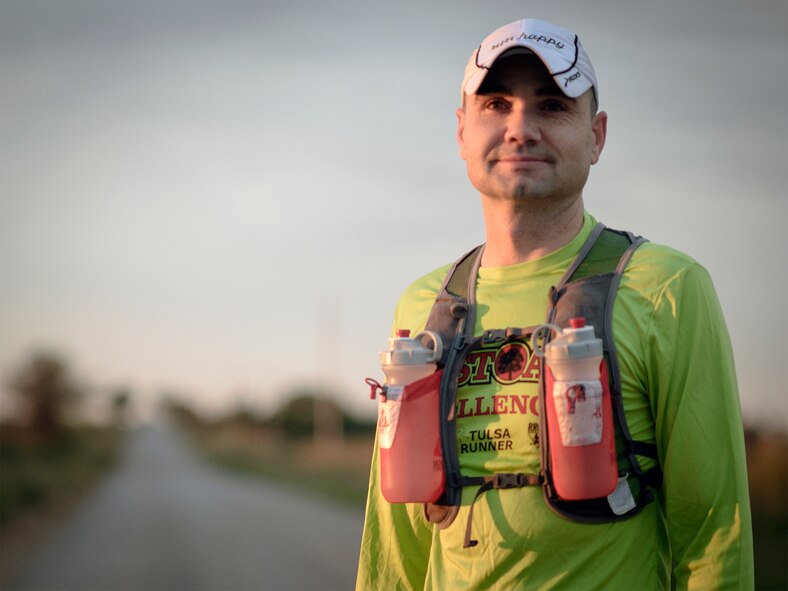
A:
[455,338,542,475]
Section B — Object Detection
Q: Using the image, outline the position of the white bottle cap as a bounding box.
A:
[380,330,442,366]
[545,317,603,361]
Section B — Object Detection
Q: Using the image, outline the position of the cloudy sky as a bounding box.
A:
[1,0,786,426]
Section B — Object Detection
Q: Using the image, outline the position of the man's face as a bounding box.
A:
[457,54,607,205]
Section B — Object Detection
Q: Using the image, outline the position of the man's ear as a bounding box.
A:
[590,110,607,165]
[456,107,467,161]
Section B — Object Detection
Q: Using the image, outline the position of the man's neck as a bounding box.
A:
[480,196,585,267]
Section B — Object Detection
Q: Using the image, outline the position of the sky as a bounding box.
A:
[1,0,786,427]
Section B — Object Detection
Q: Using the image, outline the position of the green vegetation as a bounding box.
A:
[198,433,373,507]
[7,352,82,443]
[1,351,126,529]
[745,426,788,590]
[0,425,123,526]
[165,395,375,507]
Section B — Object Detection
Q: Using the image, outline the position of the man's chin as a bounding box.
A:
[485,182,553,202]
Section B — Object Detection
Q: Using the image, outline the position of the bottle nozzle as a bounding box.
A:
[395,329,411,338]
[569,317,586,329]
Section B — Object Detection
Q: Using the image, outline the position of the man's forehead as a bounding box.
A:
[476,53,563,96]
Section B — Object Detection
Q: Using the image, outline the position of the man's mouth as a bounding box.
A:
[495,155,550,166]
[495,154,548,164]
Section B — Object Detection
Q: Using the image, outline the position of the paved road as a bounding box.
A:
[10,426,365,591]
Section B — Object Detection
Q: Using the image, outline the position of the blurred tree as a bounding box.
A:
[160,394,205,431]
[110,387,132,428]
[9,352,81,441]
[222,404,266,430]
[271,392,343,443]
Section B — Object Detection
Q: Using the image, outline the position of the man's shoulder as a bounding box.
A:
[629,239,709,276]
[398,262,454,305]
[630,240,700,271]
[392,262,454,332]
[624,239,715,299]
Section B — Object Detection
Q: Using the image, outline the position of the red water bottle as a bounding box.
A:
[375,330,445,503]
[533,318,617,500]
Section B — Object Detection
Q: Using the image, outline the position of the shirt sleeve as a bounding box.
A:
[355,302,434,590]
[355,440,434,590]
[645,263,754,590]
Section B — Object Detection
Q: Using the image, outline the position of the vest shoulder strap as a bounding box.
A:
[541,226,662,523]
[423,245,484,366]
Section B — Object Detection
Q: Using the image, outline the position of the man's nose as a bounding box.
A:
[504,107,540,143]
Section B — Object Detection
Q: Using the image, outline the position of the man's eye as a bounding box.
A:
[485,98,509,111]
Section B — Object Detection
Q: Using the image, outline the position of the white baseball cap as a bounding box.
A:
[462,18,599,103]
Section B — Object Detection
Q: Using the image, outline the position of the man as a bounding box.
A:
[356,18,753,590]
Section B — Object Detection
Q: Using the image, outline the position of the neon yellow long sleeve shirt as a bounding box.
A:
[356,213,753,590]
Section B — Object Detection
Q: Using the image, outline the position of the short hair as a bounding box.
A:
[589,90,598,116]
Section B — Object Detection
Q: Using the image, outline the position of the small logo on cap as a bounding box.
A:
[564,71,582,87]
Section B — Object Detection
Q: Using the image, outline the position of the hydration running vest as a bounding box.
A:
[421,223,663,546]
